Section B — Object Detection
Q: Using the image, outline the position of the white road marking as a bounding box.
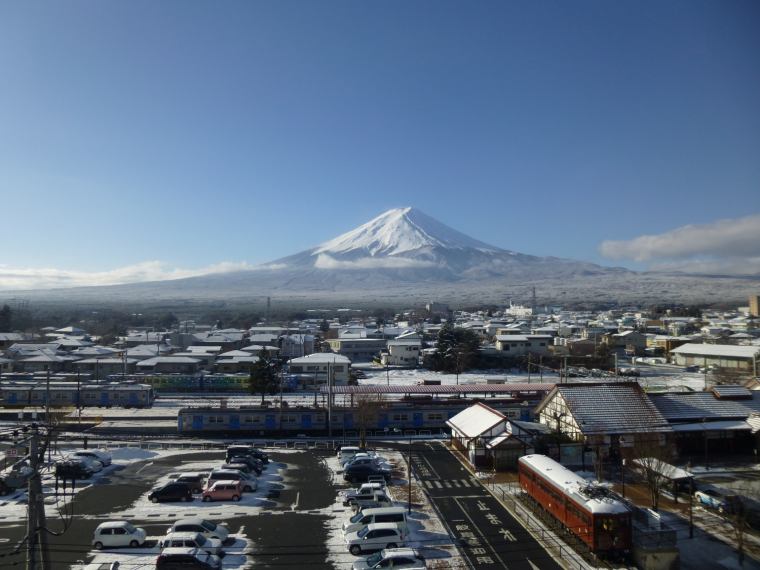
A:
[454,497,508,569]
[136,462,153,474]
[460,479,471,488]
[291,491,300,511]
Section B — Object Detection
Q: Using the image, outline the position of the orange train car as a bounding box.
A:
[518,454,632,556]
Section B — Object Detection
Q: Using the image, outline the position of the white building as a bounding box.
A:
[287,353,351,384]
[494,335,552,356]
[670,343,760,375]
[380,339,421,367]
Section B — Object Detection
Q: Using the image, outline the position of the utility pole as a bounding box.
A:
[26,426,50,570]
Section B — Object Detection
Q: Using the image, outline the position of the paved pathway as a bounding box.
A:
[410,441,562,570]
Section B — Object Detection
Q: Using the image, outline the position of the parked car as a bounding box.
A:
[344,522,407,555]
[72,449,112,466]
[207,469,257,492]
[352,491,394,513]
[344,463,391,484]
[695,488,735,512]
[167,473,206,493]
[344,457,392,475]
[367,475,388,487]
[226,445,269,465]
[225,454,263,475]
[149,482,194,503]
[155,547,221,569]
[92,521,146,549]
[343,482,386,504]
[168,518,230,542]
[202,480,243,502]
[160,531,224,555]
[352,547,426,570]
[343,507,409,535]
[55,459,95,479]
[70,455,104,473]
[220,462,252,475]
[343,487,389,507]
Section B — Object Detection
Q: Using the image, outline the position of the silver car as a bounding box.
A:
[345,522,406,556]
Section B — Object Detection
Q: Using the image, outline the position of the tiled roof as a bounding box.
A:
[547,382,672,435]
[650,391,760,422]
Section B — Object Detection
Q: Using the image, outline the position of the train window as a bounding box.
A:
[392,414,408,421]
[243,416,261,423]
[427,413,444,421]
[207,416,225,424]
[283,416,297,423]
[315,415,325,422]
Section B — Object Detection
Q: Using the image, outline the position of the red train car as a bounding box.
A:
[518,454,631,556]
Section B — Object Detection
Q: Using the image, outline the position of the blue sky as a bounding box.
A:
[0,1,758,288]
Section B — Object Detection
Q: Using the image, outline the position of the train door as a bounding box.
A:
[378,413,389,429]
[413,412,424,428]
[7,392,17,404]
[192,415,204,430]
[100,392,110,406]
[128,393,139,406]
[230,415,240,429]
[301,414,312,429]
[265,414,276,429]
[343,413,353,429]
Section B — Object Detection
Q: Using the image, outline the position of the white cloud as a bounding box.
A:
[313,254,438,270]
[599,214,760,275]
[0,260,256,291]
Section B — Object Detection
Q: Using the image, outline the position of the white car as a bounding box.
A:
[160,531,223,555]
[73,449,112,466]
[353,548,426,570]
[345,522,406,555]
[92,521,146,549]
[168,518,230,542]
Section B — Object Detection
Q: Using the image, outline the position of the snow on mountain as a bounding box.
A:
[313,207,501,258]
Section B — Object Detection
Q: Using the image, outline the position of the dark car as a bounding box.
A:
[225,455,263,475]
[149,482,194,503]
[344,463,391,484]
[227,445,269,465]
[55,459,94,480]
[156,547,221,569]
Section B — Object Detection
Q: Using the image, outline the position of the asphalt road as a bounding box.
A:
[410,441,562,570]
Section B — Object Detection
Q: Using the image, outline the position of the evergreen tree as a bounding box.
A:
[249,348,280,405]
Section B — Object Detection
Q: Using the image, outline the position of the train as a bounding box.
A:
[177,397,538,436]
[518,454,631,557]
[0,381,155,408]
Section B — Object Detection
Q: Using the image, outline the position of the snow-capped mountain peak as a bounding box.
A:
[313,207,502,258]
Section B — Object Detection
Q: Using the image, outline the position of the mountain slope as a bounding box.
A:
[12,206,756,306]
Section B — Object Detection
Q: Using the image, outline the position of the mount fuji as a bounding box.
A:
[271,207,615,281]
[11,207,756,306]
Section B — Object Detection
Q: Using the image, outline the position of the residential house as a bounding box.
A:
[287,353,351,384]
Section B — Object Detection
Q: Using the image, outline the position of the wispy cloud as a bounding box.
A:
[599,214,760,275]
[314,254,437,270]
[0,261,256,290]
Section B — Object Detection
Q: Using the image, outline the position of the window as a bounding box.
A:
[392,413,408,421]
[427,413,444,421]
[208,416,225,424]
[243,415,261,424]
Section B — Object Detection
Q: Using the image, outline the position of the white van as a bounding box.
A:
[338,446,363,465]
[342,506,409,535]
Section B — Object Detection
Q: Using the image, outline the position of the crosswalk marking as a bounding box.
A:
[422,478,478,489]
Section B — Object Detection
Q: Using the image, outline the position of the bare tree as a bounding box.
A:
[354,393,385,449]
[628,434,676,511]
[726,494,751,567]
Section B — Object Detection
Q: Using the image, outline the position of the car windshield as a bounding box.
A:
[365,552,383,566]
[123,523,136,533]
[349,512,363,523]
[196,535,208,546]
[201,520,217,531]
[357,526,369,538]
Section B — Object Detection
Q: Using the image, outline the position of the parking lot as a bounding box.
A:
[0,442,463,569]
